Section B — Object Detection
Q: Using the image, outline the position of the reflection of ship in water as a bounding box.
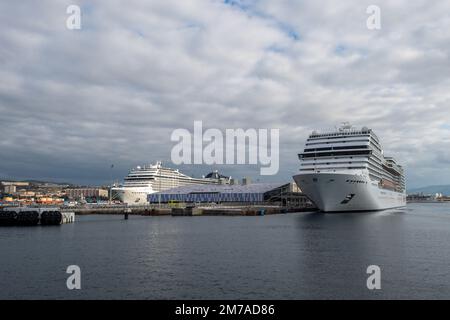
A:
[112,161,230,205]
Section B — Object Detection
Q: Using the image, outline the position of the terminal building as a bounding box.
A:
[148,182,313,208]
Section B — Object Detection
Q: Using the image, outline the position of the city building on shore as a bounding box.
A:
[3,185,16,194]
[407,193,450,202]
[65,188,108,200]
[0,181,68,205]
[1,181,29,194]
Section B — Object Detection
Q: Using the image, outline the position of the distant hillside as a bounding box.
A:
[407,185,450,196]
[0,179,74,186]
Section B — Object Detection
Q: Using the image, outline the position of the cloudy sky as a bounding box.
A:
[1,0,449,188]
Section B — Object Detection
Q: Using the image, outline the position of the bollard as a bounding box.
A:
[124,208,130,220]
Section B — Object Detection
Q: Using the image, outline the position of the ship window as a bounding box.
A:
[300,150,371,158]
[333,145,369,150]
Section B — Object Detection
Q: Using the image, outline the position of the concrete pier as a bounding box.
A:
[170,206,316,216]
[67,205,315,217]
[1,203,316,219]
[0,207,75,226]
[70,206,172,216]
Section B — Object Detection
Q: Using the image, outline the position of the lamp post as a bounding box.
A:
[158,163,162,208]
[109,164,114,204]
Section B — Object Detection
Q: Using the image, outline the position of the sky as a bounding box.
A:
[0,0,449,188]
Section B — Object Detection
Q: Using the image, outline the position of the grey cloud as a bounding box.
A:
[0,0,449,188]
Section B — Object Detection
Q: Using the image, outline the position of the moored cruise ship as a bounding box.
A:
[293,123,406,212]
[112,162,230,205]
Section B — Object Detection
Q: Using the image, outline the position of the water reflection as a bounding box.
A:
[294,209,409,298]
[0,204,449,299]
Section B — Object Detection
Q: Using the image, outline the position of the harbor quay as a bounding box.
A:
[0,207,75,226]
[1,178,317,222]
[67,204,316,216]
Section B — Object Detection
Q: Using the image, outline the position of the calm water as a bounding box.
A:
[1,203,450,299]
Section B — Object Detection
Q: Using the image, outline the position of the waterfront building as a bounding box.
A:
[3,185,16,194]
[148,182,311,207]
[66,188,109,200]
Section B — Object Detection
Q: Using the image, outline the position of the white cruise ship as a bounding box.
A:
[112,162,230,205]
[293,123,406,212]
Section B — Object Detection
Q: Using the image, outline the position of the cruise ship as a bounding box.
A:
[293,123,406,212]
[112,162,230,205]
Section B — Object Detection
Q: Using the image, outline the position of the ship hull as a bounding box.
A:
[293,172,406,212]
[112,187,155,205]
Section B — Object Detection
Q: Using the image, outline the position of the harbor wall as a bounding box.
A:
[67,205,316,216]
[0,207,75,226]
[2,204,317,218]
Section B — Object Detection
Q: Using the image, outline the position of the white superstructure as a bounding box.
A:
[112,162,230,205]
[293,123,406,212]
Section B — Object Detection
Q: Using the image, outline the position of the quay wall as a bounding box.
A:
[68,205,316,216]
[2,204,317,217]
